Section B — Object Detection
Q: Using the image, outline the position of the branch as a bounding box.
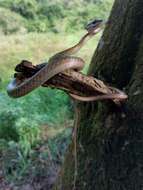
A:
[14,60,112,97]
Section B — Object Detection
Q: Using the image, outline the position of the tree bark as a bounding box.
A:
[53,0,143,189]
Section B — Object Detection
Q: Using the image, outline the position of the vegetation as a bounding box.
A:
[0,0,114,188]
[0,0,113,34]
[54,0,143,189]
[0,29,102,189]
[0,7,26,35]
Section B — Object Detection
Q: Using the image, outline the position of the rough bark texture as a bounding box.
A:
[53,0,143,189]
[15,61,114,98]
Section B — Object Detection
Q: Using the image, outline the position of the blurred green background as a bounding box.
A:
[0,0,113,187]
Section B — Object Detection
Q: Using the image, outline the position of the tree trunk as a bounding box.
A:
[53,0,143,189]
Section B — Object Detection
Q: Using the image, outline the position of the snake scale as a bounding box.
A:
[7,19,127,102]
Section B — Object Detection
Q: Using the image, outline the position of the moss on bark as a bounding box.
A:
[53,0,143,189]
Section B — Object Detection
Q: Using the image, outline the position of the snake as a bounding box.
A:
[7,19,127,102]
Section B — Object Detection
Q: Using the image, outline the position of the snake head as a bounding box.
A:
[85,19,105,34]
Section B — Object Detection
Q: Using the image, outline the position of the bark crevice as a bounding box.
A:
[53,0,143,189]
[89,0,143,89]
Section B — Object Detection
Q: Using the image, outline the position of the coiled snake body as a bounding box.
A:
[7,20,127,102]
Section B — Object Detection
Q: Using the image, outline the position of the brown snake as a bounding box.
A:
[7,19,127,102]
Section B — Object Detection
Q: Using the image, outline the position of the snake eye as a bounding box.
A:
[92,19,102,24]
[90,19,103,27]
[85,19,103,31]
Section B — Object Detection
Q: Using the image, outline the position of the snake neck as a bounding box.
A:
[56,32,94,57]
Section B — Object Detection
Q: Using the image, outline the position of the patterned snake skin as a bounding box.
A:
[7,20,128,102]
[7,56,84,98]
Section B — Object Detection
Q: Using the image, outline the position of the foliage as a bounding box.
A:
[0,7,27,35]
[0,89,72,137]
[1,128,71,183]
[0,111,19,142]
[0,30,100,180]
[0,0,113,33]
[0,90,72,183]
[11,0,38,19]
[0,0,114,187]
[0,0,38,19]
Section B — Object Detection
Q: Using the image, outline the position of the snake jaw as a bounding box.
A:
[7,18,127,103]
[85,19,105,34]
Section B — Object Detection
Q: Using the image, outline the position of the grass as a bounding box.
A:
[0,30,101,81]
[0,29,102,138]
[0,30,101,134]
[0,30,101,186]
[0,0,114,187]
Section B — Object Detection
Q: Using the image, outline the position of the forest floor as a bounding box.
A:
[0,125,72,190]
